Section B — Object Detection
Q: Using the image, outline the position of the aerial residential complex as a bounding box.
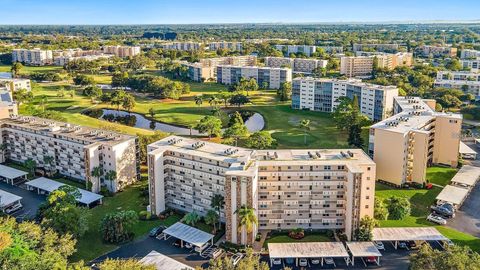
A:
[12,48,54,66]
[291,77,398,122]
[418,45,457,58]
[460,49,480,59]
[434,71,480,96]
[274,45,317,56]
[181,56,257,82]
[217,65,292,89]
[0,116,139,193]
[369,96,462,186]
[147,136,376,245]
[352,43,399,53]
[341,52,413,77]
[102,45,141,57]
[264,57,328,74]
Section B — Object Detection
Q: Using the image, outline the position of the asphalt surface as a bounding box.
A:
[0,181,45,220]
[447,182,480,237]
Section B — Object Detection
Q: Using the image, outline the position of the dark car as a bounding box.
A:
[149,225,167,237]
[431,203,455,218]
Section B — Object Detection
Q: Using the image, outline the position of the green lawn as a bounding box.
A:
[0,64,63,74]
[263,231,332,248]
[426,166,458,186]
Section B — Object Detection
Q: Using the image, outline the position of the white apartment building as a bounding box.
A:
[208,42,242,51]
[460,49,480,59]
[148,136,375,245]
[0,89,17,119]
[317,46,344,53]
[0,116,139,193]
[217,65,292,89]
[274,45,317,56]
[181,56,257,82]
[102,45,141,57]
[292,77,398,122]
[12,48,53,66]
[161,42,202,51]
[352,44,399,53]
[53,48,113,66]
[264,57,328,74]
[460,59,480,73]
[434,71,480,96]
[0,78,31,92]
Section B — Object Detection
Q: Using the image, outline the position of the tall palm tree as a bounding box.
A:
[104,170,117,190]
[194,96,203,107]
[235,205,258,244]
[204,209,219,233]
[90,166,104,191]
[208,95,220,108]
[211,194,225,230]
[24,158,37,177]
[43,155,55,175]
[183,211,200,226]
[299,119,311,145]
[0,143,7,162]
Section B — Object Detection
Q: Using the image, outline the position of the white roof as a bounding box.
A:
[0,164,28,179]
[346,242,382,257]
[372,227,447,242]
[436,185,469,205]
[268,242,349,259]
[25,177,103,205]
[459,142,477,155]
[163,222,214,247]
[0,189,22,208]
[451,165,480,187]
[140,250,193,270]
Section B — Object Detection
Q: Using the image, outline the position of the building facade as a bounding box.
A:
[274,45,317,56]
[208,42,243,52]
[460,59,480,73]
[0,88,17,119]
[460,49,480,59]
[181,56,257,82]
[12,49,53,66]
[291,77,398,122]
[161,42,202,51]
[0,116,139,193]
[102,45,141,57]
[217,65,292,89]
[0,78,31,92]
[340,56,375,77]
[434,71,480,97]
[265,57,328,74]
[352,44,399,53]
[418,45,457,58]
[369,97,462,186]
[148,136,376,245]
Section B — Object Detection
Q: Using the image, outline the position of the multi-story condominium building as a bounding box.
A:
[418,45,457,58]
[0,78,31,92]
[274,45,317,56]
[460,49,480,59]
[317,46,344,53]
[264,57,328,74]
[181,56,257,82]
[340,56,375,77]
[217,65,292,89]
[12,48,53,66]
[147,136,375,245]
[353,52,413,71]
[434,71,480,96]
[291,77,398,122]
[208,42,243,52]
[369,96,462,186]
[460,59,480,73]
[0,116,139,193]
[161,42,202,51]
[0,89,17,119]
[102,45,141,57]
[52,48,113,66]
[352,44,399,53]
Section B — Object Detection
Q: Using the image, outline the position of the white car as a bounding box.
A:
[231,253,244,266]
[444,239,455,247]
[299,258,308,267]
[324,257,335,266]
[311,258,320,265]
[272,258,282,265]
[427,213,447,225]
[374,241,385,250]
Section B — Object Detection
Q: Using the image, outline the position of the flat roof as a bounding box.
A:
[25,177,103,205]
[451,165,480,187]
[268,242,349,259]
[140,250,193,270]
[459,142,477,155]
[163,222,214,248]
[346,242,382,257]
[0,189,22,208]
[372,227,447,242]
[0,164,28,179]
[436,185,469,205]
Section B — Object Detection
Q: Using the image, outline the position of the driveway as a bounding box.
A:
[92,235,210,268]
[0,181,45,220]
[447,182,480,237]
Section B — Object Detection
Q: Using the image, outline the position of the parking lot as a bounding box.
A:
[447,182,480,237]
[0,181,45,220]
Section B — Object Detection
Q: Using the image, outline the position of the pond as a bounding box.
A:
[93,109,265,135]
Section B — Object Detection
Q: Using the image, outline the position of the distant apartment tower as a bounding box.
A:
[340,56,375,77]
[161,42,202,51]
[217,65,292,89]
[0,88,18,119]
[354,52,413,70]
[418,45,457,58]
[369,97,462,186]
[352,44,399,53]
[182,56,257,82]
[0,116,139,193]
[434,71,480,97]
[148,136,376,244]
[12,48,53,66]
[53,48,112,66]
[0,78,31,92]
[460,49,480,59]
[460,59,480,72]
[317,46,344,53]
[291,77,398,122]
[208,42,242,51]
[102,45,141,57]
[264,57,328,74]
[274,45,317,56]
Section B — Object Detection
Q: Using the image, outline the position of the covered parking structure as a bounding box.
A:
[436,185,470,208]
[372,227,447,249]
[450,165,480,189]
[0,189,22,213]
[0,164,28,185]
[459,142,477,159]
[140,250,193,270]
[268,242,350,267]
[346,242,382,266]
[162,222,214,253]
[25,177,103,207]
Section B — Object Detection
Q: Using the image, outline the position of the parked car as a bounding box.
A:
[4,203,22,214]
[444,239,455,247]
[285,258,295,265]
[374,241,385,250]
[366,256,377,264]
[431,203,455,218]
[272,258,282,265]
[311,258,320,265]
[409,240,426,250]
[324,257,335,265]
[149,225,166,237]
[427,213,447,225]
[398,241,408,249]
[231,253,244,266]
[299,258,308,267]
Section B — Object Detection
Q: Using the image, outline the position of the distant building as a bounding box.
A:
[264,57,328,74]
[460,59,480,72]
[160,42,202,51]
[460,49,480,59]
[0,88,17,119]
[317,46,344,53]
[352,43,399,53]
[0,78,31,92]
[217,65,292,89]
[53,48,113,66]
[274,45,317,56]
[341,52,413,77]
[208,41,242,51]
[102,45,141,57]
[340,56,375,77]
[418,45,457,58]
[12,48,53,66]
[291,77,398,122]
[434,71,480,97]
[181,56,257,82]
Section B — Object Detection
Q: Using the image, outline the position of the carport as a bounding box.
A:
[436,185,469,208]
[372,227,447,249]
[140,250,194,270]
[0,165,28,185]
[0,189,22,212]
[450,165,480,189]
[346,242,382,266]
[162,222,214,253]
[25,177,103,207]
[268,242,350,267]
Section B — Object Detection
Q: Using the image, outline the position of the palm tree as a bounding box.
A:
[204,209,219,233]
[24,158,37,177]
[299,119,311,145]
[0,143,7,162]
[43,155,55,176]
[194,96,203,107]
[211,194,225,230]
[90,166,104,191]
[235,205,258,244]
[208,95,220,108]
[105,170,117,190]
[183,211,200,227]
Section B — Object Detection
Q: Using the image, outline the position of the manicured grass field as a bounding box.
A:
[263,231,332,248]
[425,166,458,187]
[0,64,63,74]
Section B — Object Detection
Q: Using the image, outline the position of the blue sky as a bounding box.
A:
[0,0,479,24]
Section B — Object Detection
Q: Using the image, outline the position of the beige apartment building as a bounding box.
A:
[161,42,202,51]
[148,136,376,245]
[434,71,480,96]
[0,89,17,119]
[53,48,113,66]
[102,45,141,57]
[12,48,53,66]
[208,42,243,51]
[264,57,328,74]
[369,96,462,186]
[340,56,375,77]
[352,43,400,53]
[217,65,292,89]
[181,56,257,82]
[0,116,139,193]
[418,45,457,58]
[347,52,413,76]
[0,78,31,92]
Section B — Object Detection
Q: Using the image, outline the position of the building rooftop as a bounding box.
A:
[0,164,28,179]
[293,77,399,92]
[268,242,349,259]
[436,185,470,205]
[346,242,382,258]
[162,222,214,248]
[140,250,193,270]
[0,189,22,208]
[372,227,447,242]
[216,65,290,71]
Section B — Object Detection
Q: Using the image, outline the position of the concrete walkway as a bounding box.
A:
[253,231,269,252]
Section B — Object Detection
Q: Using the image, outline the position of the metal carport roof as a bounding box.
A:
[0,164,28,179]
[162,222,214,248]
[268,242,349,259]
[140,250,193,270]
[436,185,469,206]
[0,189,22,208]
[346,242,382,257]
[372,227,447,242]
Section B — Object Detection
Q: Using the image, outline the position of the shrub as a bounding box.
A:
[138,210,152,220]
[288,228,305,239]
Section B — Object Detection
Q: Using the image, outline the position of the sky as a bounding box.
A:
[0,0,479,25]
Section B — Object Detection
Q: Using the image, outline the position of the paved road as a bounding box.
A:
[448,182,480,237]
[0,181,45,220]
